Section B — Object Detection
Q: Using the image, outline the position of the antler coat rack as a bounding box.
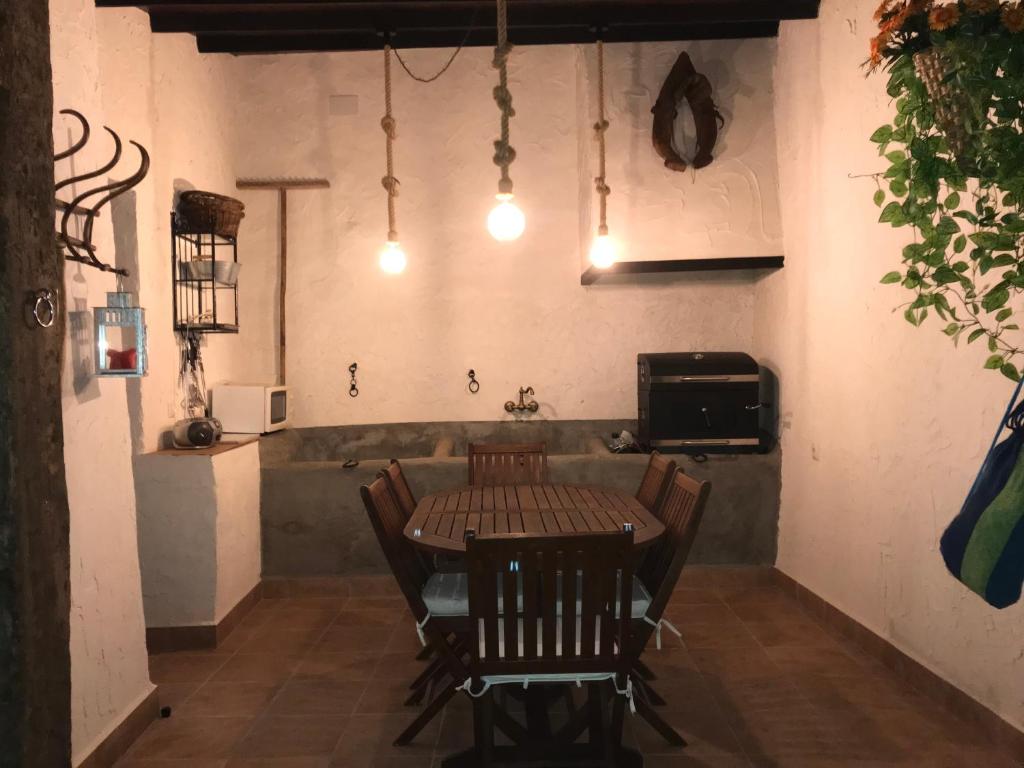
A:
[54,108,150,277]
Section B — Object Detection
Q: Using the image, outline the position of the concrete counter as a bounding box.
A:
[259,422,780,577]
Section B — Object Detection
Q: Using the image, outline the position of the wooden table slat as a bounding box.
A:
[451,514,466,544]
[523,511,544,534]
[458,490,472,512]
[517,485,538,510]
[534,485,552,510]
[509,512,524,534]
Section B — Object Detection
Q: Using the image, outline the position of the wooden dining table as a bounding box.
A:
[404,482,664,553]
[404,482,656,767]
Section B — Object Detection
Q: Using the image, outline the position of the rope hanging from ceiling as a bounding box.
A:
[491,0,517,195]
[381,43,399,241]
[594,39,610,236]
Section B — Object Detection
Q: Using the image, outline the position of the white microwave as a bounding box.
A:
[211,385,289,434]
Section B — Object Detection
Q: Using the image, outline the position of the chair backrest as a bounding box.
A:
[466,530,634,681]
[360,477,468,684]
[637,469,711,627]
[380,459,417,521]
[635,451,677,514]
[360,476,432,606]
[468,442,548,486]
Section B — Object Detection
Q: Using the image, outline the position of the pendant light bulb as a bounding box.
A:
[589,232,617,269]
[379,240,407,275]
[487,193,526,242]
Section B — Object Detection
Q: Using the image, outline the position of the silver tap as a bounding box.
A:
[505,386,539,414]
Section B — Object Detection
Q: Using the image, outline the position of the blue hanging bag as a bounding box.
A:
[940,378,1024,608]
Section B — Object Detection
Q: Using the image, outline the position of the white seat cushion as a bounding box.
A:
[422,572,469,617]
[555,574,653,619]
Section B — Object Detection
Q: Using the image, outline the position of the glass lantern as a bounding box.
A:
[94,291,148,377]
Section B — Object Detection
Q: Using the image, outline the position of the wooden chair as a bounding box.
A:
[360,477,471,745]
[631,468,711,746]
[462,529,638,767]
[380,458,417,521]
[468,442,548,486]
[635,451,677,515]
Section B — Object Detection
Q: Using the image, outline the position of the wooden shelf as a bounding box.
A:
[581,256,784,285]
[153,437,258,457]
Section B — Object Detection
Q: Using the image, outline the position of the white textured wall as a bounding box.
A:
[213,443,262,621]
[133,443,260,627]
[761,1,1024,732]
[52,4,273,762]
[577,41,783,266]
[96,10,277,453]
[50,0,154,763]
[231,42,781,427]
[133,454,219,626]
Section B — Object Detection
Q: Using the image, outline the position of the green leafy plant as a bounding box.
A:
[868,0,1024,380]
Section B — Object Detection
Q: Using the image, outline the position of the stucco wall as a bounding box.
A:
[134,443,261,627]
[229,42,781,428]
[576,40,783,267]
[50,0,154,763]
[213,443,262,622]
[95,10,276,454]
[53,3,273,762]
[761,1,1024,732]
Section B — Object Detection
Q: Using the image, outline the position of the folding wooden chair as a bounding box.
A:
[630,468,711,746]
[360,477,472,744]
[456,529,639,767]
[468,442,548,486]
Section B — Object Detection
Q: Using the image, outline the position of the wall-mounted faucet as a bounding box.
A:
[505,386,539,414]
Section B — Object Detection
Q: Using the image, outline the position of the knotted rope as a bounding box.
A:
[492,0,516,194]
[594,38,610,236]
[381,44,399,240]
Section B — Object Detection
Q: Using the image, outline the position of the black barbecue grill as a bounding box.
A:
[637,352,767,453]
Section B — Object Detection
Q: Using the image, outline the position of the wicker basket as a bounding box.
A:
[177,191,245,238]
[913,49,974,164]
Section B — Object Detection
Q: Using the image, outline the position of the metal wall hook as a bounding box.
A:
[467,369,480,394]
[349,362,359,397]
[30,289,57,328]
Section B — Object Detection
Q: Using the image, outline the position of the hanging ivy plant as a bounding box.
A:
[867,0,1024,381]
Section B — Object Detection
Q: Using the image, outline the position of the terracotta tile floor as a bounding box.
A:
[116,570,1021,767]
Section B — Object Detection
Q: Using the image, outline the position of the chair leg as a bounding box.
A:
[405,653,448,705]
[394,681,456,746]
[634,695,687,747]
[415,643,434,661]
[409,652,445,691]
[473,689,495,768]
[635,659,657,681]
[634,675,666,707]
[599,681,620,768]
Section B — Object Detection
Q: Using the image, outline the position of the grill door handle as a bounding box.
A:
[701,407,712,428]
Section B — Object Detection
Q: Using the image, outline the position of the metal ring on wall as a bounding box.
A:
[468,369,480,394]
[32,290,57,328]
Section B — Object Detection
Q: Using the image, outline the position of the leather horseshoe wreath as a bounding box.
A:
[651,52,725,172]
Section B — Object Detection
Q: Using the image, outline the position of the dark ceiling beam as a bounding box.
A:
[94,0,819,54]
[146,1,816,34]
[194,20,779,53]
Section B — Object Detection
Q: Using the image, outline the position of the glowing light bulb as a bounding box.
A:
[378,240,407,274]
[487,193,526,242]
[589,232,618,269]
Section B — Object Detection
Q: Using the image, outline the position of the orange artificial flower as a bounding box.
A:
[929,3,962,29]
[1003,3,1024,30]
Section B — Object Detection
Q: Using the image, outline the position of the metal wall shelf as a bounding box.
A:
[171,213,240,334]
